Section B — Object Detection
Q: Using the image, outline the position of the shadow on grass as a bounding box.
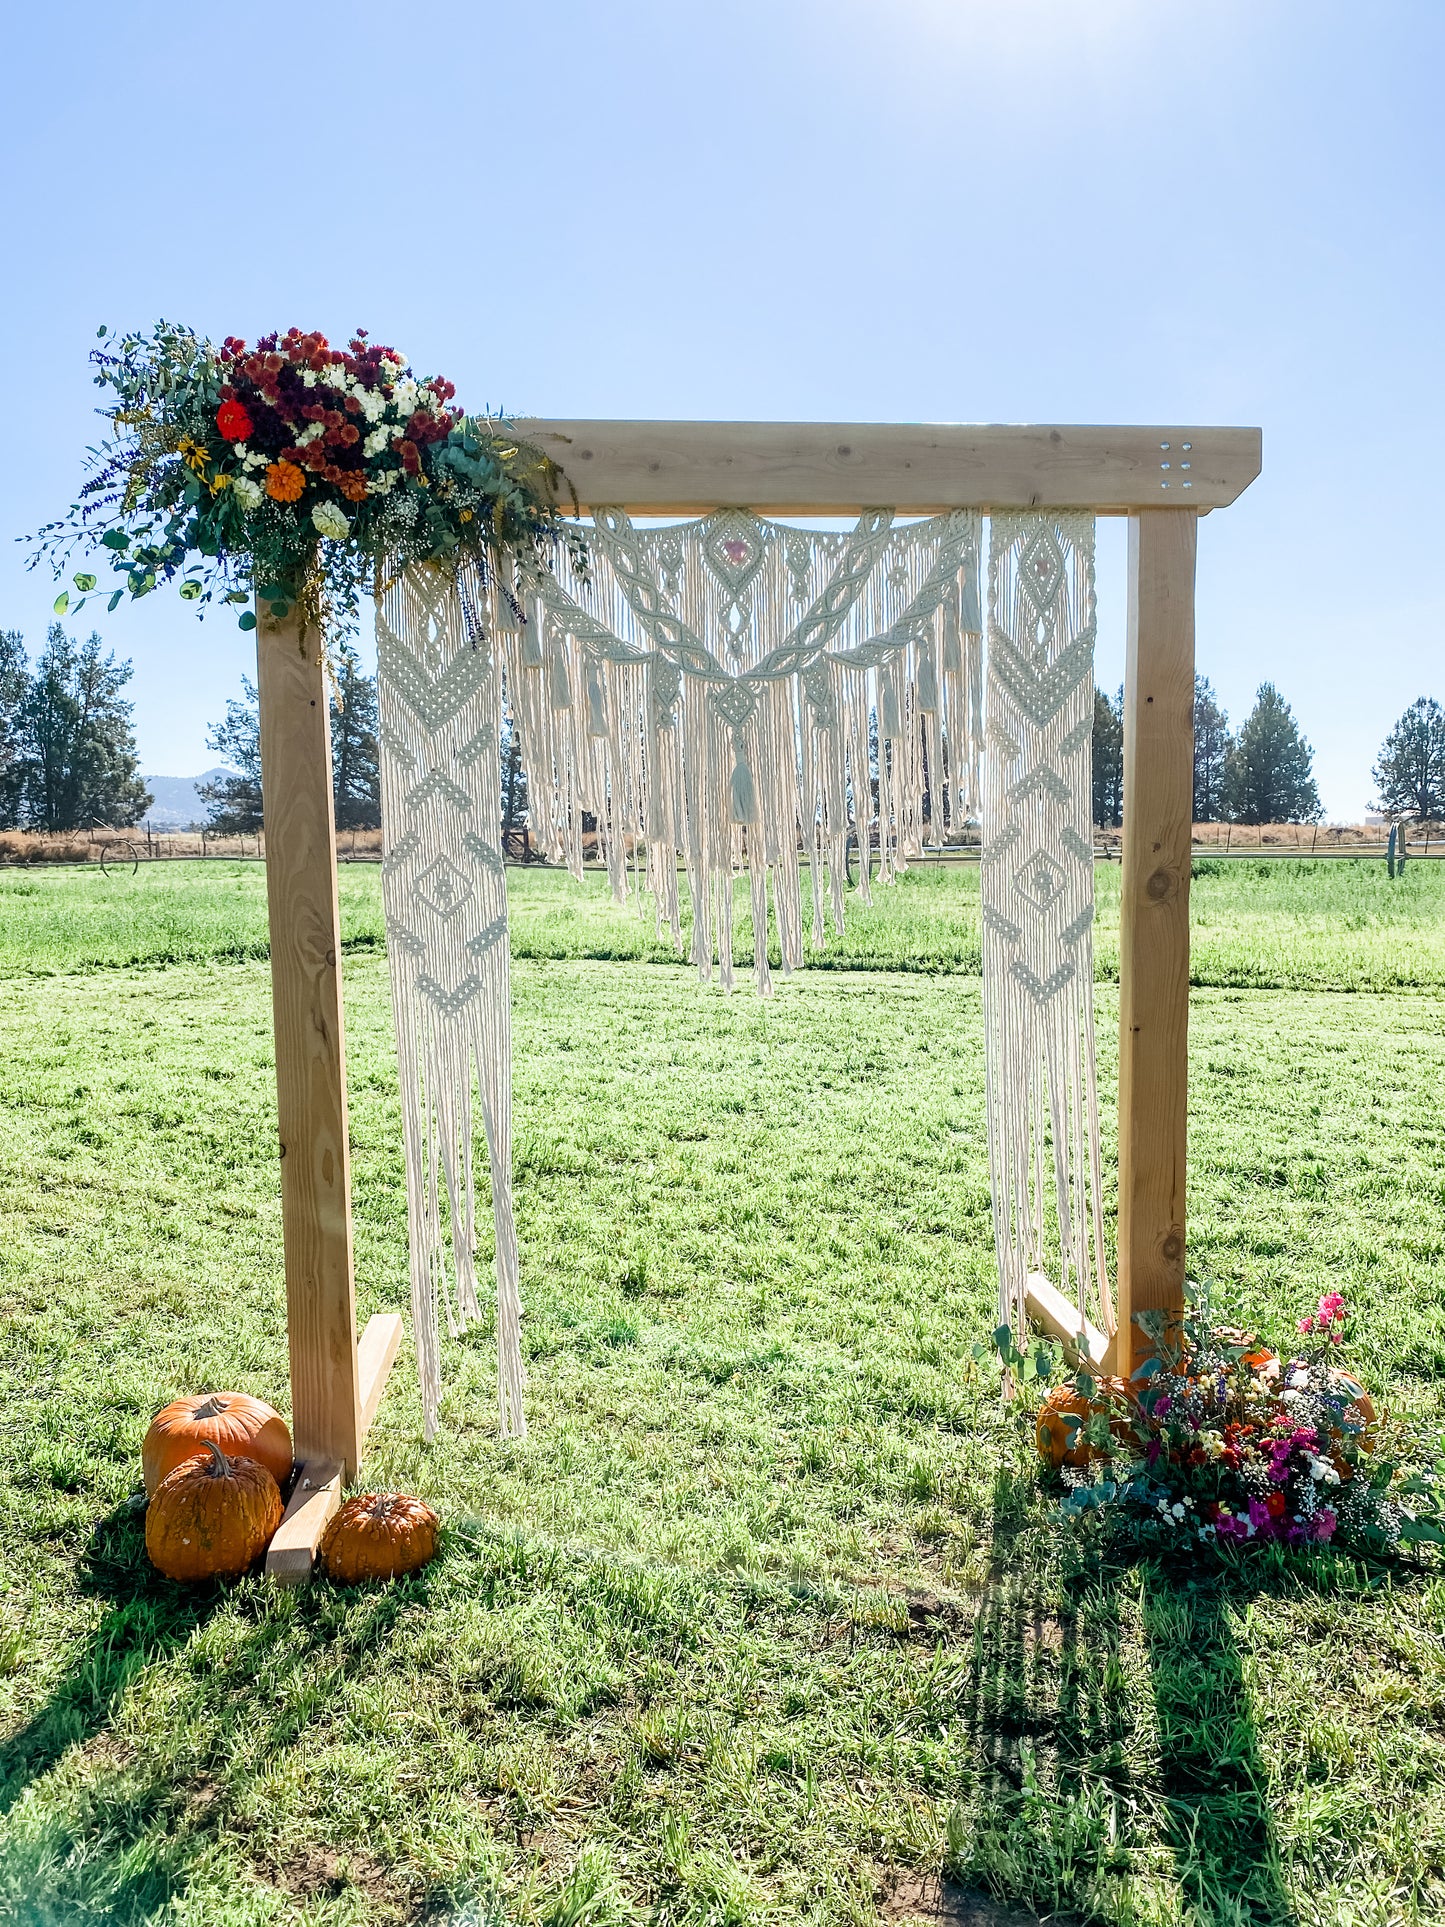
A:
[0,1498,424,1924]
[948,1467,1303,1927]
[0,1500,219,1822]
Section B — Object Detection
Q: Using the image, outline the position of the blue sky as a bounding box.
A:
[2,0,1440,816]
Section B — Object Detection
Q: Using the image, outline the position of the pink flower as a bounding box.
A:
[1310,1507,1337,1541]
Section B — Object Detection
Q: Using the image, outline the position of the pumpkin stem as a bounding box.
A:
[200,1439,231,1478]
[192,1394,229,1420]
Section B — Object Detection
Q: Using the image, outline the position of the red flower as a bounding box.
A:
[1266,1491,1286,1518]
[216,399,253,442]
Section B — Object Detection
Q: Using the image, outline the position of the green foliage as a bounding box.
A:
[1373,696,1445,823]
[1091,685,1123,828]
[0,624,150,831]
[1225,682,1323,825]
[1193,674,1233,823]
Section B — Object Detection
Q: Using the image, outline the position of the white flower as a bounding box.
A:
[392,377,418,416]
[359,389,387,423]
[232,475,263,511]
[232,443,248,459]
[1308,1457,1341,1486]
[371,469,399,494]
[363,426,390,458]
[1171,1503,1186,1519]
[1287,1369,1309,1390]
[295,422,326,448]
[312,501,351,540]
[301,369,318,387]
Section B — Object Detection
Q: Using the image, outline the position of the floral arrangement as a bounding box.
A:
[31,322,583,633]
[1046,1283,1445,1558]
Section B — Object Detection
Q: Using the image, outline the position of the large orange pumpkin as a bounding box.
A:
[320,1494,440,1584]
[143,1392,292,1497]
[145,1440,283,1582]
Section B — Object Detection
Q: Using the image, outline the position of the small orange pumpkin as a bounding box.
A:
[145,1440,283,1582]
[143,1392,292,1497]
[1037,1385,1095,1470]
[320,1493,440,1585]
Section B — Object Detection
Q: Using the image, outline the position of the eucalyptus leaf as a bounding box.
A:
[74,573,97,592]
[237,611,257,631]
[53,591,69,614]
[107,590,124,612]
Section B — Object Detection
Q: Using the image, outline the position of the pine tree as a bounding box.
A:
[0,629,30,829]
[1092,685,1124,827]
[1371,697,1445,822]
[202,657,381,836]
[1224,682,1322,824]
[331,648,381,832]
[198,679,265,834]
[19,625,151,830]
[500,682,529,834]
[1192,676,1232,823]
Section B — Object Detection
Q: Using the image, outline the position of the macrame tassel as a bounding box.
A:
[729,738,759,825]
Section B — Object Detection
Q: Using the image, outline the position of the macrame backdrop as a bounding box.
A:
[374,509,1106,1434]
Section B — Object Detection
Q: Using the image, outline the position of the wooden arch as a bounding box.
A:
[254,420,1262,1578]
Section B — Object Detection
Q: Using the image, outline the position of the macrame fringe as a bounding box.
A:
[499,508,986,992]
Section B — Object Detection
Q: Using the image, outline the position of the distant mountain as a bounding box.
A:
[141,768,235,830]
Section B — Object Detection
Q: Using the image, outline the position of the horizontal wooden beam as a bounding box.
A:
[509,420,1261,515]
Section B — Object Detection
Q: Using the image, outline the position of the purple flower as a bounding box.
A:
[1311,1507,1338,1541]
[1154,1395,1173,1419]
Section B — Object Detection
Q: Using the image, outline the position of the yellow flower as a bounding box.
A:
[209,472,231,496]
[459,508,474,522]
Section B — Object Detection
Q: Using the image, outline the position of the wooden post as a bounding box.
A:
[254,603,364,1481]
[1111,511,1197,1377]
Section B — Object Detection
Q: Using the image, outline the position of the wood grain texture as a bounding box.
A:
[265,1459,342,1586]
[1026,1273,1108,1371]
[357,1311,404,1438]
[255,604,363,1478]
[509,420,1261,514]
[1112,512,1197,1377]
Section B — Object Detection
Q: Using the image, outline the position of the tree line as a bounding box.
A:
[3,623,1440,837]
[1093,681,1445,828]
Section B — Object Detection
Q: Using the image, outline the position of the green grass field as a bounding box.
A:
[1,860,1444,1925]
[2,855,1443,990]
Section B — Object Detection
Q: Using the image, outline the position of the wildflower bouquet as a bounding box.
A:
[31,322,583,633]
[1051,1284,1445,1558]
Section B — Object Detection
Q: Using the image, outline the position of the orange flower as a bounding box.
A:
[265,460,305,503]
[337,472,368,503]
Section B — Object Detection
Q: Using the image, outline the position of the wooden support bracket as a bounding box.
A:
[1025,1273,1109,1372]
[265,1312,405,1586]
